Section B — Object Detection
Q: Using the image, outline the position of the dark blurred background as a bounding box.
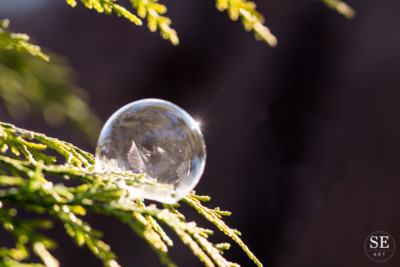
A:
[1,0,400,266]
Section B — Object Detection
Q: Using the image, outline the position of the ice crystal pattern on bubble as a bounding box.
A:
[95,99,206,204]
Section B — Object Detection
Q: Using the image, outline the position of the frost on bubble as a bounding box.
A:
[95,99,206,204]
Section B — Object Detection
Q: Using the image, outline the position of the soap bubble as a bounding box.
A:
[95,99,206,204]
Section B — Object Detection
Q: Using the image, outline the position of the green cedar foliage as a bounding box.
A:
[0,121,263,267]
[65,0,354,46]
[0,20,101,143]
[0,19,48,61]
[321,0,355,19]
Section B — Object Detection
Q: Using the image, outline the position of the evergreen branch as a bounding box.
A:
[0,122,94,167]
[216,0,277,46]
[66,0,178,44]
[51,205,118,267]
[0,46,102,142]
[0,19,49,61]
[130,0,179,45]
[129,212,175,266]
[0,257,45,267]
[192,233,239,267]
[0,21,101,142]
[0,207,57,267]
[184,194,263,267]
[65,0,142,25]
[0,122,262,266]
[137,200,174,246]
[64,0,354,46]
[321,0,355,19]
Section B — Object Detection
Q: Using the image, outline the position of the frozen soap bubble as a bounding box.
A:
[95,99,206,204]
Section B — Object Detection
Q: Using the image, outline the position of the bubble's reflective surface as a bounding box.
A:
[95,99,206,204]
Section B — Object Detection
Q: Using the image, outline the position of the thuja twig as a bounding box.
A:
[0,122,262,267]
